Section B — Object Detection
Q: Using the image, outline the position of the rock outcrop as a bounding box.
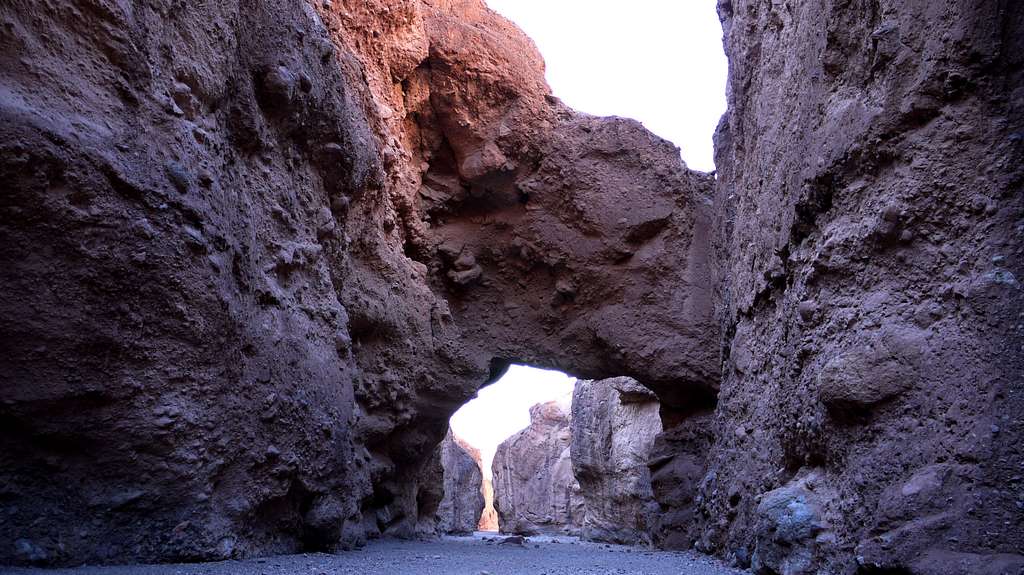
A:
[0,0,715,565]
[436,430,485,535]
[692,0,1024,573]
[492,402,583,535]
[571,377,661,545]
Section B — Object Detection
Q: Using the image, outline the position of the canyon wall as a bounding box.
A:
[0,0,715,565]
[491,401,583,536]
[700,0,1024,573]
[571,377,661,545]
[436,430,484,535]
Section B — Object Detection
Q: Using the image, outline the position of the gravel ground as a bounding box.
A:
[2,533,746,575]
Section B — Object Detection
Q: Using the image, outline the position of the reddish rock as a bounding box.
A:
[478,478,499,533]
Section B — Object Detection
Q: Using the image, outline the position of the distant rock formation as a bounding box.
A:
[571,377,661,545]
[436,430,484,535]
[492,402,583,535]
[478,479,499,532]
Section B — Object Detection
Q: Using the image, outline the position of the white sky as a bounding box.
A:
[450,365,575,479]
[485,0,728,172]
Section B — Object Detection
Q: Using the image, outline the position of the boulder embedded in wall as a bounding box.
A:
[437,430,485,535]
[816,322,927,417]
[492,401,583,536]
[751,472,834,575]
[571,377,662,545]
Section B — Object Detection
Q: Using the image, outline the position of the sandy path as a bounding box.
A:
[2,534,745,575]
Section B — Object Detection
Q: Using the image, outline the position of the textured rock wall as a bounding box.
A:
[492,401,583,536]
[295,0,720,551]
[437,430,485,535]
[0,0,717,565]
[699,0,1024,573]
[571,377,661,545]
[0,0,382,564]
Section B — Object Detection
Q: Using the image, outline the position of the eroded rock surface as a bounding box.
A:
[698,0,1024,572]
[437,430,485,535]
[571,377,661,545]
[479,478,499,532]
[0,0,715,565]
[492,402,583,536]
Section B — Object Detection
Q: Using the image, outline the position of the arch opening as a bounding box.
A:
[436,364,668,544]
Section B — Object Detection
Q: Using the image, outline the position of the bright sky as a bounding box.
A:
[450,365,576,479]
[485,0,728,172]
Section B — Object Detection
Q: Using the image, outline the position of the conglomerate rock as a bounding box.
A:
[697,1,1024,573]
[437,430,485,535]
[492,402,583,536]
[571,377,661,545]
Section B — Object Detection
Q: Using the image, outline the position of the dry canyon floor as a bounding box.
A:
[2,534,745,575]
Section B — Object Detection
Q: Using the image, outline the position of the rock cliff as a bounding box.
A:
[571,377,661,545]
[492,402,583,536]
[478,478,499,532]
[436,430,484,535]
[696,0,1024,573]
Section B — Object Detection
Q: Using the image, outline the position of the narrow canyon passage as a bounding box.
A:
[1,0,1021,574]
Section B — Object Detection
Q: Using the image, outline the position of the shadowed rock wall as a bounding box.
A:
[436,430,484,535]
[700,0,1024,572]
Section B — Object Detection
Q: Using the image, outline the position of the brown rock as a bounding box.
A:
[704,0,1024,572]
[0,0,1019,569]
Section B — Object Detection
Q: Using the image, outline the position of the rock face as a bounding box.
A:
[571,377,661,545]
[0,0,715,565]
[691,0,1024,573]
[492,402,583,536]
[478,479,499,532]
[437,430,485,535]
